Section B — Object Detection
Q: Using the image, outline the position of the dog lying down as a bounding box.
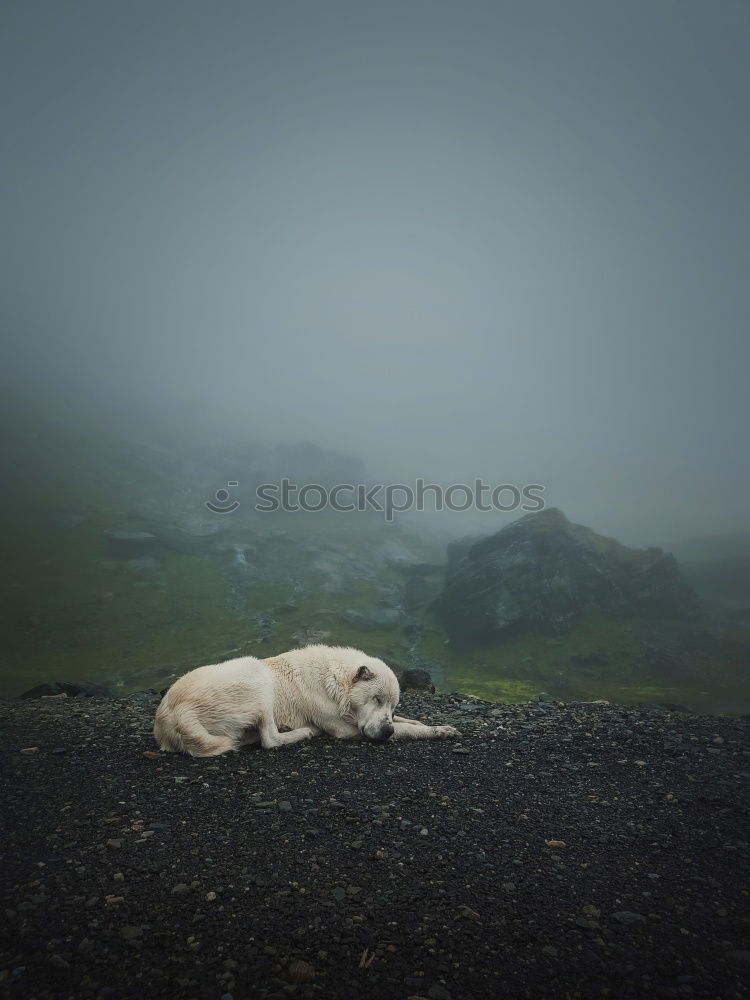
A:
[154,644,460,757]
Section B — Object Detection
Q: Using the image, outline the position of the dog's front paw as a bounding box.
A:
[303,726,321,739]
[433,724,461,739]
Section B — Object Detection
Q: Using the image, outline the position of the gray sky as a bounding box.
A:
[1,0,748,544]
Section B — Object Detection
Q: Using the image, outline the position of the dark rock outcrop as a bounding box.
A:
[436,508,700,645]
[399,668,436,694]
[19,680,112,699]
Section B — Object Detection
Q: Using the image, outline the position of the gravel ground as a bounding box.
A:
[1,692,749,1000]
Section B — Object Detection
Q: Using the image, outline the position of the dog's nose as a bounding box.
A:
[366,725,394,743]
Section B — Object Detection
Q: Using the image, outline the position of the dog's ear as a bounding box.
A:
[354,664,374,683]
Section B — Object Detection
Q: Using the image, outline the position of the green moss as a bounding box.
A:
[436,612,750,711]
[443,670,539,701]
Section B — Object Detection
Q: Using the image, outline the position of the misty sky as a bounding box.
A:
[1,0,749,544]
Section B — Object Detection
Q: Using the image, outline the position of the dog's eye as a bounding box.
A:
[373,696,383,706]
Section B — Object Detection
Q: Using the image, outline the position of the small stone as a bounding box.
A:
[119,925,143,940]
[206,891,217,901]
[575,916,597,929]
[171,883,190,895]
[278,800,293,812]
[20,747,40,755]
[428,984,452,1000]
[106,839,122,849]
[502,882,516,892]
[48,954,70,970]
[287,960,315,983]
[612,911,645,924]
[142,751,161,760]
[452,747,470,754]
[332,886,346,902]
[541,945,558,957]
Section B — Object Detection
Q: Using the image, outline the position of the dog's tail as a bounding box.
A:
[153,700,235,757]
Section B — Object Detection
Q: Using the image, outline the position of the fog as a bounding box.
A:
[2,0,749,545]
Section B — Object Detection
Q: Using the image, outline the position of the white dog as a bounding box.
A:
[154,644,460,757]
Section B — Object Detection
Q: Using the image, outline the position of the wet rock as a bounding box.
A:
[341,608,403,630]
[427,984,452,1000]
[19,681,112,699]
[436,508,700,644]
[119,925,143,940]
[286,960,315,982]
[378,538,418,567]
[292,627,332,647]
[399,669,436,694]
[612,911,646,924]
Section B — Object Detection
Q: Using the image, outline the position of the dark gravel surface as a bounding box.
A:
[2,692,750,1000]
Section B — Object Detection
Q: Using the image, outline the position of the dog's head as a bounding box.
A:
[347,656,400,743]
